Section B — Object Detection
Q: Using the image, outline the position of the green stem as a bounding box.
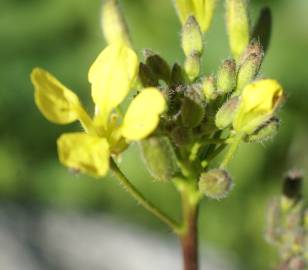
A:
[110,158,181,232]
[220,134,242,168]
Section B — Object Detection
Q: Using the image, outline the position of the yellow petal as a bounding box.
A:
[31,68,81,124]
[57,133,110,177]
[174,0,195,25]
[233,79,283,133]
[88,43,138,126]
[122,88,166,140]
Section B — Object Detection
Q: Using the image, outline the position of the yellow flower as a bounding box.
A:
[31,43,166,177]
[174,0,216,33]
[233,79,283,133]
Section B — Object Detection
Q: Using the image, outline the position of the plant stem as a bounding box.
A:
[110,158,181,232]
[180,187,199,270]
[220,134,242,168]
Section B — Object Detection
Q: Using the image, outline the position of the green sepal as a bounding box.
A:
[139,136,179,182]
[144,49,171,83]
[215,96,240,129]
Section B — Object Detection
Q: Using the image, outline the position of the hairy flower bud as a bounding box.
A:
[236,41,264,93]
[184,52,201,81]
[225,0,250,59]
[101,0,131,46]
[199,169,233,199]
[202,75,217,100]
[182,16,203,57]
[283,170,303,200]
[139,136,178,182]
[171,63,185,86]
[144,50,171,83]
[217,59,237,94]
[139,63,159,87]
[215,96,239,129]
[181,90,205,128]
[244,117,279,143]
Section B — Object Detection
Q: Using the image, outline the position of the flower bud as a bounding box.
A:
[139,63,159,87]
[199,169,233,200]
[215,96,239,129]
[101,0,131,46]
[233,79,283,134]
[217,59,236,94]
[235,41,264,93]
[181,91,205,128]
[171,63,185,86]
[202,75,217,100]
[244,117,279,143]
[181,16,203,57]
[139,136,178,182]
[184,52,201,81]
[225,0,250,59]
[283,170,303,200]
[144,49,171,83]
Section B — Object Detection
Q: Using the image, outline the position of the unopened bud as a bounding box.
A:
[171,63,185,86]
[101,0,131,46]
[139,136,178,182]
[215,96,239,129]
[283,170,303,200]
[181,90,205,128]
[244,117,279,143]
[139,63,159,87]
[225,0,250,59]
[236,41,264,93]
[202,75,217,100]
[144,49,171,83]
[217,59,237,94]
[184,52,201,81]
[199,169,233,199]
[182,16,203,57]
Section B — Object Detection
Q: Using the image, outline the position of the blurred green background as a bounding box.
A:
[0,0,308,269]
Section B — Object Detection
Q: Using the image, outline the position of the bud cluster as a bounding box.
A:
[136,0,283,201]
[265,171,307,269]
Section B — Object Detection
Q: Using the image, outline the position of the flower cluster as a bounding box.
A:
[31,43,166,177]
[31,0,284,200]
